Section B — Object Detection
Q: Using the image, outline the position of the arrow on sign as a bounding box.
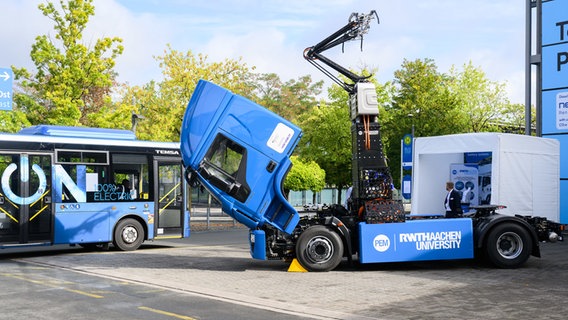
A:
[0,71,10,81]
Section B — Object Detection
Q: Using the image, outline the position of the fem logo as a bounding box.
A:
[1,155,47,205]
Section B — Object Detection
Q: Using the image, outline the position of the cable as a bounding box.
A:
[363,115,371,150]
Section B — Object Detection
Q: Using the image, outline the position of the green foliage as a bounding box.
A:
[448,62,510,132]
[499,103,535,134]
[0,110,31,133]
[296,101,351,190]
[284,156,326,195]
[380,59,521,187]
[381,59,464,186]
[252,73,324,123]
[109,46,256,141]
[12,0,123,127]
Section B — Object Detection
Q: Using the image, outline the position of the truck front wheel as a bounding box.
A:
[485,223,532,268]
[296,225,344,272]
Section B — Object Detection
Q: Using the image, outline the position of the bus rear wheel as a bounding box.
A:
[113,218,144,251]
[295,225,344,272]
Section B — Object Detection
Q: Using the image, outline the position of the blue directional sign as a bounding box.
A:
[401,133,413,169]
[0,67,13,111]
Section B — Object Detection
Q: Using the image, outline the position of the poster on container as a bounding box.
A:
[450,164,479,207]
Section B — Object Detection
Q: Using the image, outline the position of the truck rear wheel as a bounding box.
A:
[296,225,344,272]
[113,218,144,251]
[485,223,532,268]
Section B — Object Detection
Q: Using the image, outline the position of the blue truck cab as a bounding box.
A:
[180,80,302,234]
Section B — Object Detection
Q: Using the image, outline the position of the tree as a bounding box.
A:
[12,0,123,127]
[0,111,31,133]
[284,156,326,198]
[99,47,256,141]
[448,62,510,133]
[497,103,536,134]
[297,101,351,199]
[382,58,464,187]
[253,73,323,123]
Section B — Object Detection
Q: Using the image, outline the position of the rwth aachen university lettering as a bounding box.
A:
[399,231,462,250]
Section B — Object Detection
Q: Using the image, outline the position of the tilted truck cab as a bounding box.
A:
[180,80,302,234]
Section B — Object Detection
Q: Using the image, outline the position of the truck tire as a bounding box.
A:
[296,225,344,272]
[113,218,144,251]
[485,222,532,268]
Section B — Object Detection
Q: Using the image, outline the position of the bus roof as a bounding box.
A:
[19,125,137,140]
[0,125,180,150]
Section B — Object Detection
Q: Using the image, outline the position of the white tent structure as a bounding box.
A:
[411,133,560,222]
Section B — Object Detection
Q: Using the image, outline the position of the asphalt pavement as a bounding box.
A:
[4,228,568,320]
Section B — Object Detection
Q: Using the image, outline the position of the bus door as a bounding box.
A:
[153,158,186,238]
[0,153,52,245]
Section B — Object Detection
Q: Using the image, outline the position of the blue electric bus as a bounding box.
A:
[0,125,189,251]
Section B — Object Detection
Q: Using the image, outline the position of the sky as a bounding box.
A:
[1,0,529,103]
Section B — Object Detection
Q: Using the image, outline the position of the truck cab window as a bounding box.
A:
[200,134,250,202]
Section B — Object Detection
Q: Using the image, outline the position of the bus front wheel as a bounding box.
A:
[114,218,144,251]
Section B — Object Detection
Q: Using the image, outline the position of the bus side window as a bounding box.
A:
[111,154,151,202]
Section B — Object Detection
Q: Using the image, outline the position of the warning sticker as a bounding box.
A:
[267,123,294,153]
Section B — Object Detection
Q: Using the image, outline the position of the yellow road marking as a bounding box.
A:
[0,272,103,299]
[138,306,197,320]
[64,288,104,299]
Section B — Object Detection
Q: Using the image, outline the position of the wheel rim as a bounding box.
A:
[122,225,138,244]
[496,231,523,259]
[304,236,334,264]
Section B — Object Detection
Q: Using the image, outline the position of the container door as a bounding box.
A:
[154,160,185,238]
[0,153,52,245]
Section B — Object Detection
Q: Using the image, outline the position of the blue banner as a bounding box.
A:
[359,219,474,263]
[402,134,413,169]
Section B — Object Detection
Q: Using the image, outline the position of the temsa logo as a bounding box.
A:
[373,234,390,252]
